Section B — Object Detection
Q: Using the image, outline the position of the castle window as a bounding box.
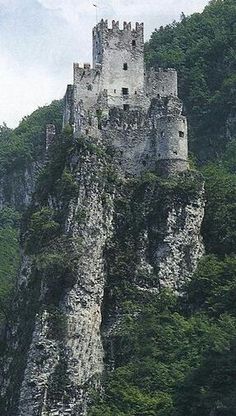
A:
[132,40,136,47]
[122,87,129,95]
[179,131,184,138]
[123,63,128,70]
[123,104,130,111]
[87,84,92,91]
[135,90,137,95]
[114,89,117,93]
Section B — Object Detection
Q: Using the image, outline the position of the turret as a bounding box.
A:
[63,19,189,175]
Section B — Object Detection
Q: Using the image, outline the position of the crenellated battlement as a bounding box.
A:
[92,19,144,42]
[93,19,144,67]
[73,63,101,86]
[93,19,144,34]
[63,19,188,175]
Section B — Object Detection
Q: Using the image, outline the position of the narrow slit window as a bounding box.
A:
[132,40,136,47]
[123,63,128,70]
[114,89,117,93]
[179,131,184,138]
[122,87,129,95]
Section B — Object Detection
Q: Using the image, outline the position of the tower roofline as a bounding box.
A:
[93,19,144,34]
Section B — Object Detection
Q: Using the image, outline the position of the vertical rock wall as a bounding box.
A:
[1,138,205,416]
[0,162,41,211]
[102,172,205,366]
[4,147,114,416]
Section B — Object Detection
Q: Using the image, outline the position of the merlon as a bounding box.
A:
[63,19,189,174]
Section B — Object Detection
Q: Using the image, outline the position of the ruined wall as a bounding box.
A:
[63,84,74,127]
[73,64,102,111]
[63,19,189,175]
[99,96,188,175]
[102,107,153,174]
[46,124,56,151]
[146,68,178,99]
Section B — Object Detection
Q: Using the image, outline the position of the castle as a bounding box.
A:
[63,19,188,174]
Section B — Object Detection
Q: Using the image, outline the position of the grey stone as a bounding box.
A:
[63,19,188,175]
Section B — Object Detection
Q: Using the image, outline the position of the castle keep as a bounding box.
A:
[64,19,188,174]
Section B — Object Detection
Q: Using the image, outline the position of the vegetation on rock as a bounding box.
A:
[1,0,236,414]
[89,0,236,414]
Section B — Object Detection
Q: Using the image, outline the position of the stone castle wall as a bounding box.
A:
[146,68,178,99]
[63,19,189,174]
[93,20,145,108]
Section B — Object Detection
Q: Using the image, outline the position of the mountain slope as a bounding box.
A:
[0,1,236,415]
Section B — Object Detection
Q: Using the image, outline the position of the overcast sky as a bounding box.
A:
[0,0,209,127]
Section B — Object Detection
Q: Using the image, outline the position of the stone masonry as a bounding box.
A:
[63,19,188,175]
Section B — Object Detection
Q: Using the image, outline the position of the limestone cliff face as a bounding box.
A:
[0,162,43,211]
[150,184,205,291]
[2,141,114,415]
[102,173,205,360]
[1,137,205,415]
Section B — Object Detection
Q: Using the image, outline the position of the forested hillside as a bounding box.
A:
[0,0,236,415]
[0,100,62,345]
[89,1,236,414]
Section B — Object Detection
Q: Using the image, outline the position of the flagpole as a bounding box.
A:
[93,4,98,24]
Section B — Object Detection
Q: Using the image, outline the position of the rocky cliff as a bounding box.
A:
[0,162,42,212]
[0,133,205,415]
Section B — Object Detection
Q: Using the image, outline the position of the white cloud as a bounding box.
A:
[0,53,65,126]
[0,0,209,127]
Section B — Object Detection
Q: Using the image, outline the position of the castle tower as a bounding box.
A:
[63,20,189,175]
[93,20,145,109]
